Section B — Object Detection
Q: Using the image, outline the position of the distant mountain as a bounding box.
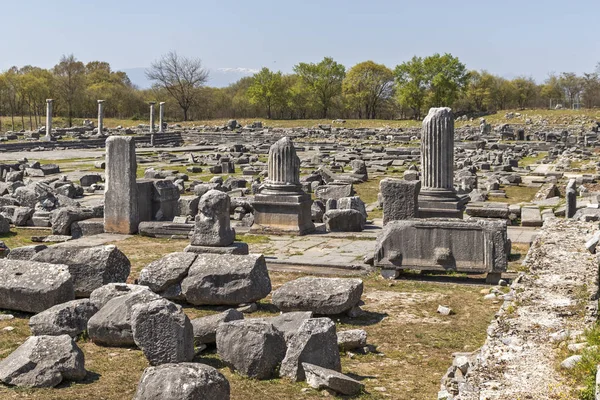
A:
[121,67,258,89]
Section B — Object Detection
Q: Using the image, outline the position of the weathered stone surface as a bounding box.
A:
[566,179,577,219]
[138,252,196,293]
[272,277,363,315]
[315,184,354,200]
[521,207,543,227]
[216,319,286,379]
[280,317,341,381]
[337,329,368,350]
[190,190,235,246]
[323,209,364,232]
[0,335,86,388]
[50,207,95,235]
[266,311,313,343]
[131,299,194,365]
[133,363,230,400]
[303,362,364,395]
[79,174,102,187]
[0,259,73,313]
[5,244,48,260]
[181,254,271,306]
[88,289,161,346]
[32,245,131,297]
[465,202,510,219]
[0,214,10,234]
[29,299,98,337]
[191,309,244,344]
[104,136,139,234]
[70,218,104,239]
[379,179,421,224]
[374,219,509,275]
[89,283,150,309]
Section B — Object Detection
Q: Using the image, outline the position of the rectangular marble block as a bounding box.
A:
[251,193,315,235]
[104,136,138,234]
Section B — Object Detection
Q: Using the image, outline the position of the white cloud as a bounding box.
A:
[216,67,259,75]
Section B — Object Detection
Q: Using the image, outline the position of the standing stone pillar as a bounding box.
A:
[566,179,577,218]
[159,102,165,133]
[418,107,466,218]
[251,137,315,235]
[104,136,139,234]
[97,100,105,133]
[149,102,156,133]
[43,99,53,141]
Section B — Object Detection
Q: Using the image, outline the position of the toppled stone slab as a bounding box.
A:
[217,319,286,380]
[272,277,363,315]
[181,254,271,306]
[31,245,131,297]
[29,299,98,337]
[191,309,244,344]
[0,335,86,388]
[134,363,230,400]
[0,259,74,313]
[303,362,364,395]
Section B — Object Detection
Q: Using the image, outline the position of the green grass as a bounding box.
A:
[559,322,600,400]
[488,185,539,205]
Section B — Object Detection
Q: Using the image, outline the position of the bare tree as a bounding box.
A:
[146,51,209,121]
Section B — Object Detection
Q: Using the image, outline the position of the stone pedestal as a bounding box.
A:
[251,137,315,235]
[252,192,314,235]
[418,107,466,218]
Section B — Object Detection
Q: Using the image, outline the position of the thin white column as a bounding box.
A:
[149,102,156,133]
[158,102,165,133]
[97,100,105,133]
[45,99,53,138]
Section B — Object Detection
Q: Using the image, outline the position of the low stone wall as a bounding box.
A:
[439,218,600,399]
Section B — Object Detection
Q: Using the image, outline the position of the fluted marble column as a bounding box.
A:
[97,100,105,133]
[265,137,301,192]
[418,107,465,218]
[421,107,454,193]
[149,102,156,133]
[45,99,53,139]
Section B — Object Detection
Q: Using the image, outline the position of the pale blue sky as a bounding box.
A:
[3,0,599,87]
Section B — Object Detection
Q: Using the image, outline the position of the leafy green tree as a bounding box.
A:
[465,70,497,111]
[512,76,538,109]
[293,57,345,118]
[247,67,285,119]
[422,53,469,108]
[558,72,584,107]
[343,61,393,119]
[394,56,427,119]
[53,54,86,127]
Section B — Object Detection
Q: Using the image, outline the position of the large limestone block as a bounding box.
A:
[181,254,271,305]
[32,245,131,297]
[303,363,364,395]
[89,283,150,309]
[323,209,364,232]
[216,319,286,380]
[280,317,341,381]
[0,259,74,313]
[133,363,230,400]
[379,178,420,224]
[191,309,244,344]
[131,299,194,365]
[138,252,197,293]
[272,277,363,315]
[29,299,98,337]
[87,289,161,346]
[0,335,86,388]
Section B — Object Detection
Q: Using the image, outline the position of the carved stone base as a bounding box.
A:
[184,242,249,255]
[251,192,315,235]
[418,190,468,219]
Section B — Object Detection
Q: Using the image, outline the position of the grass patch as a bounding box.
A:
[0,228,500,400]
[489,185,539,205]
[236,234,271,245]
[0,228,52,249]
[560,322,600,400]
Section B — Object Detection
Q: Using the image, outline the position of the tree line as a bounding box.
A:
[1,52,599,130]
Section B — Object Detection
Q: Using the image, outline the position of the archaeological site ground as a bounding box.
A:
[0,105,599,400]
